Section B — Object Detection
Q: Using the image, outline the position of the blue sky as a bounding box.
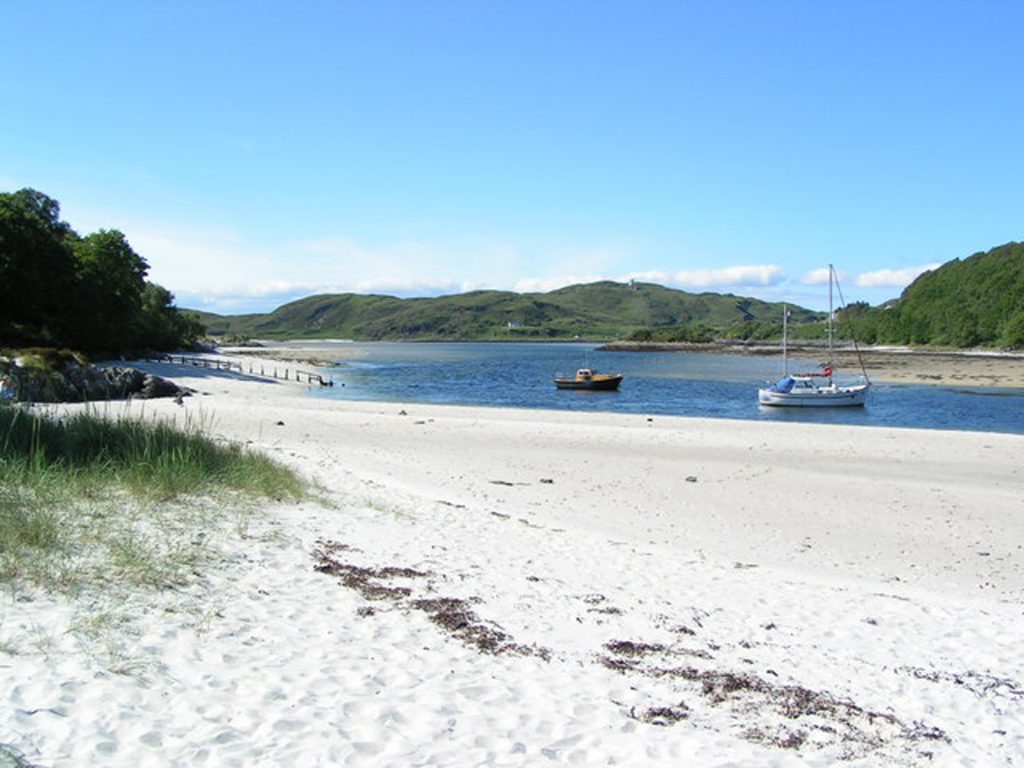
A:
[3,1,1021,314]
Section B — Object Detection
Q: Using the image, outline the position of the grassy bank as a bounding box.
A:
[0,404,304,594]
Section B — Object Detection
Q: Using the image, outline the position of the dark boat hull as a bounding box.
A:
[554,376,623,391]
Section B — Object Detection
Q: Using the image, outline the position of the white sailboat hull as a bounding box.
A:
[758,382,869,407]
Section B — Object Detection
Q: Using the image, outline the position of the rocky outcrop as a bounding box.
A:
[0,364,191,404]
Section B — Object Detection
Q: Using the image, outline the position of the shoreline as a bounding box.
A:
[601,340,1024,388]
[219,340,1024,389]
[5,357,1023,766]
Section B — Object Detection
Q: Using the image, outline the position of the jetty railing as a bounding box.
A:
[158,355,334,387]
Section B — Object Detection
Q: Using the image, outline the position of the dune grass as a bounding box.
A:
[0,404,305,594]
[0,405,300,499]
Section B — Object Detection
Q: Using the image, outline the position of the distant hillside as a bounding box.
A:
[851,242,1024,348]
[191,281,822,342]
[192,243,1024,348]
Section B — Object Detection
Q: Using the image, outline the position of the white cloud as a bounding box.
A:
[619,270,672,285]
[513,275,606,293]
[855,263,942,288]
[671,264,784,289]
[800,267,834,286]
[289,237,520,296]
[175,276,483,314]
[513,264,788,297]
[120,224,475,301]
[350,277,471,296]
[175,288,307,314]
[119,223,277,292]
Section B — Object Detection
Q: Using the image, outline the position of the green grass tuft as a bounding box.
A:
[0,406,303,499]
[0,404,305,593]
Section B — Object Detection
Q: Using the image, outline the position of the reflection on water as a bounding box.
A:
[298,341,1024,435]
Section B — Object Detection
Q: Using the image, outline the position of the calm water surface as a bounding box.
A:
[295,341,1024,435]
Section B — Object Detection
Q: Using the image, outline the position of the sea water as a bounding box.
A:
[299,341,1024,435]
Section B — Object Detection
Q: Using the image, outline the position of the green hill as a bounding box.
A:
[193,281,821,342]
[193,242,1024,348]
[851,242,1024,348]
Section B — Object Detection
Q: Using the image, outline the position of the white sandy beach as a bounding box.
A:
[3,355,1023,766]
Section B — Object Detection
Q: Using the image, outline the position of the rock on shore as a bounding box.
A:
[1,363,191,403]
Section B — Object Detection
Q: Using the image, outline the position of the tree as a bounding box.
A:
[999,311,1024,349]
[2,187,206,353]
[0,189,77,345]
[136,283,204,350]
[69,229,150,351]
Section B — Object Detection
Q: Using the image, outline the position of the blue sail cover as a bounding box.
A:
[770,376,795,393]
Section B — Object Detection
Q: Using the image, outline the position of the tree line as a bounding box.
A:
[0,188,203,354]
[837,242,1024,349]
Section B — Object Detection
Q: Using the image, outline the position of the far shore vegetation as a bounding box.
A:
[0,404,305,597]
[194,243,1024,350]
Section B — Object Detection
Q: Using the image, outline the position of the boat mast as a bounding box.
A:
[827,264,835,386]
[831,266,871,385]
[782,303,789,376]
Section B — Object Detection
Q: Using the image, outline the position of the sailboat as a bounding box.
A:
[758,265,870,407]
